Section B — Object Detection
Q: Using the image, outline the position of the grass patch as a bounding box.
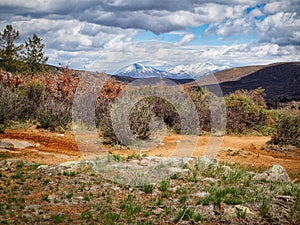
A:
[175,207,203,223]
[51,213,65,224]
[142,184,154,193]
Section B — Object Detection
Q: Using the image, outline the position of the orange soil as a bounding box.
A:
[1,127,299,180]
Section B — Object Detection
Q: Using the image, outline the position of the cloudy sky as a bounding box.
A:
[0,0,299,74]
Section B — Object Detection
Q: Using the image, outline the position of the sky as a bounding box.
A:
[0,0,299,74]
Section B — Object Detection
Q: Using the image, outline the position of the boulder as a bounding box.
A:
[253,164,291,182]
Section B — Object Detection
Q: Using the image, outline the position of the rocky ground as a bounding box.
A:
[0,155,299,224]
[0,127,299,224]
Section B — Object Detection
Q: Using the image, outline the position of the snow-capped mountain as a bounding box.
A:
[115,63,229,80]
[116,63,170,78]
[167,63,229,79]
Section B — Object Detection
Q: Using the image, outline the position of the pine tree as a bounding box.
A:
[0,24,23,73]
[22,33,48,74]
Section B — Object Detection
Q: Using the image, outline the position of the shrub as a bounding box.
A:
[96,79,124,143]
[97,81,209,144]
[55,66,79,103]
[225,88,268,134]
[96,80,174,144]
[36,95,71,131]
[149,97,181,133]
[95,79,122,140]
[96,100,118,143]
[188,86,211,132]
[270,111,300,147]
[129,98,156,139]
[18,81,45,118]
[0,124,6,133]
[0,84,26,124]
[97,96,156,144]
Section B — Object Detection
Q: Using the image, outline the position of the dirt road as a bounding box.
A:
[1,127,299,180]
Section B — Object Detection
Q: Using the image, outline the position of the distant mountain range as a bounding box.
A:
[115,63,229,80]
[113,62,300,107]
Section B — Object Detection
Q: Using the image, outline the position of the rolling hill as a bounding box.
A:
[195,62,300,107]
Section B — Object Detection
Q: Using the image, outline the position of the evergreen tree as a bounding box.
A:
[0,24,23,73]
[22,33,48,74]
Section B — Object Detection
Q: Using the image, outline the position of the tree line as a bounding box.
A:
[0,24,48,74]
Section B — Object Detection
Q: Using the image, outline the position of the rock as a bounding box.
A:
[0,141,14,149]
[37,160,93,175]
[90,156,219,187]
[58,161,92,174]
[235,205,255,215]
[5,158,26,165]
[91,156,196,187]
[196,156,218,170]
[1,139,39,149]
[60,160,93,169]
[0,159,30,169]
[48,194,56,201]
[253,172,268,180]
[223,165,233,174]
[74,196,84,201]
[191,192,210,198]
[111,186,121,192]
[37,165,49,170]
[167,167,190,176]
[140,159,149,166]
[267,164,291,182]
[253,164,291,182]
[153,207,164,215]
[59,160,83,167]
[170,186,179,192]
[224,205,256,218]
